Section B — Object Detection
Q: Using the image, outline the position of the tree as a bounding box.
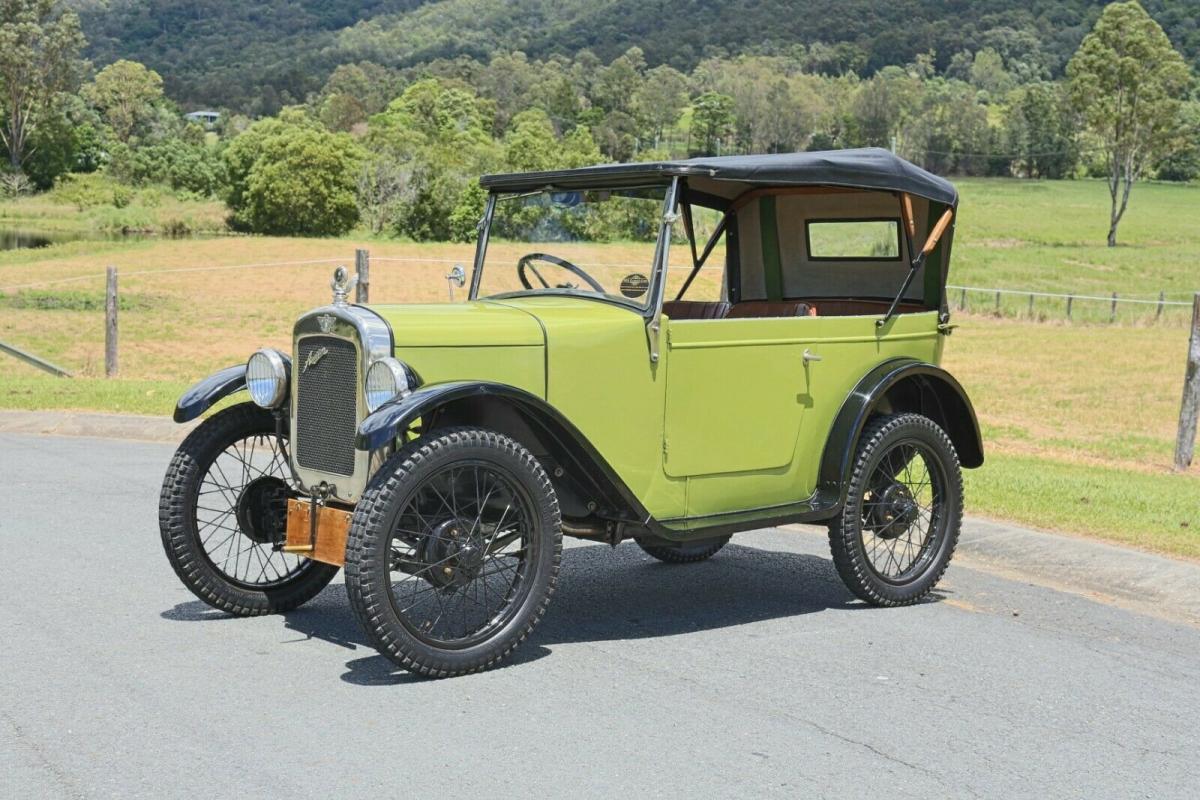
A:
[689,92,735,156]
[0,0,85,171]
[1006,82,1078,178]
[1067,1,1192,246]
[242,127,364,236]
[84,60,163,142]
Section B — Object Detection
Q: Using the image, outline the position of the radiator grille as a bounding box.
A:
[295,336,358,476]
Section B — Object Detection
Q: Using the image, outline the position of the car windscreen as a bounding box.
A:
[477,185,669,309]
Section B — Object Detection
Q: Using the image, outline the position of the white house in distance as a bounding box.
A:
[184,110,220,128]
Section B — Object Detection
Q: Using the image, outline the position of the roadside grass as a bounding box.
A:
[1,177,1198,557]
[964,453,1200,560]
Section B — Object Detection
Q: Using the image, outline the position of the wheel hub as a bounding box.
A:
[235,475,291,545]
[420,518,485,589]
[868,482,920,539]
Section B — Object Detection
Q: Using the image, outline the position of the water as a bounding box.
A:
[0,229,83,250]
[0,228,210,251]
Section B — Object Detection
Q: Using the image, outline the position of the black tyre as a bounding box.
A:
[159,402,339,616]
[637,536,730,564]
[828,413,962,606]
[344,427,561,678]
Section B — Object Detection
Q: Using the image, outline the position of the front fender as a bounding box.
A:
[817,359,984,503]
[357,380,654,524]
[173,364,247,423]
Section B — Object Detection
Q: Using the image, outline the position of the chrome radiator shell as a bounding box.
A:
[290,304,393,502]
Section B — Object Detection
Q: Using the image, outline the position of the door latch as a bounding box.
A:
[802,349,823,363]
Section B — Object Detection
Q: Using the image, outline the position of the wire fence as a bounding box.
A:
[2,250,1196,329]
[947,284,1197,325]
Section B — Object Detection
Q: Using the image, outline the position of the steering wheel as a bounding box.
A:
[517,253,605,293]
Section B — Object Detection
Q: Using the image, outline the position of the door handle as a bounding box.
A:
[803,349,822,363]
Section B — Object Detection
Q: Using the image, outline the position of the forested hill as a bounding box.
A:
[75,0,1200,113]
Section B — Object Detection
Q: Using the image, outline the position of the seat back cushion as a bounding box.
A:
[662,300,731,320]
[726,301,815,319]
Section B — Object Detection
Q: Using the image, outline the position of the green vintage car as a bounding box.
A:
[160,149,982,677]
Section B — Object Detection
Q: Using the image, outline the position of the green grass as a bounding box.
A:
[965,453,1200,560]
[0,173,227,236]
[0,375,189,416]
[953,179,1200,316]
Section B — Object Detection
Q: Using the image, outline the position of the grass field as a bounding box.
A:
[1,177,1198,557]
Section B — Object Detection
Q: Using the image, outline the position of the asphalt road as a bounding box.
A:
[2,433,1198,800]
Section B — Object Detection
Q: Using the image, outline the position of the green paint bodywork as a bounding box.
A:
[368,296,944,524]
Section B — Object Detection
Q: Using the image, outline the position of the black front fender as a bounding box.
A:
[817,358,984,504]
[173,364,247,423]
[358,381,654,524]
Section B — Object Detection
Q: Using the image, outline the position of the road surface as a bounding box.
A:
[2,433,1197,799]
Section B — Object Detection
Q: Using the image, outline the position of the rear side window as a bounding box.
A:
[805,219,902,261]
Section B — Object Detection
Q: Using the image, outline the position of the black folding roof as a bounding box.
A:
[480,148,957,206]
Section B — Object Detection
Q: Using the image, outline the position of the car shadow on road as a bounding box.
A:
[162,542,876,686]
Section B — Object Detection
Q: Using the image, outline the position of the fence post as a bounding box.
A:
[1028,293,1035,318]
[105,266,118,378]
[355,248,369,303]
[1110,292,1118,323]
[1066,294,1073,320]
[1175,293,1200,470]
[1157,291,1165,321]
[994,290,1001,316]
[959,288,966,311]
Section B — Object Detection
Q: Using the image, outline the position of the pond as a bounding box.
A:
[0,228,88,250]
[0,227,212,251]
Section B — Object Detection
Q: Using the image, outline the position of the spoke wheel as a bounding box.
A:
[385,461,536,648]
[828,413,962,607]
[160,403,339,616]
[860,440,943,584]
[346,428,561,677]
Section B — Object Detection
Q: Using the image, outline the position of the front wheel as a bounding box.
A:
[344,427,562,678]
[159,403,340,616]
[828,413,962,606]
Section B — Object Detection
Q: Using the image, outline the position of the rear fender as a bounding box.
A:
[817,359,983,504]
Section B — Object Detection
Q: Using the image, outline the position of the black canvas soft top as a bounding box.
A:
[480,147,957,207]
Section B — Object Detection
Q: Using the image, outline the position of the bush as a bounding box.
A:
[237,125,364,236]
[111,184,133,208]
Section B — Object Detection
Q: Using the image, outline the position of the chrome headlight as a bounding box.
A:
[246,349,288,409]
[365,357,411,412]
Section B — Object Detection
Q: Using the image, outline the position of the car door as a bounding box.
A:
[662,315,821,480]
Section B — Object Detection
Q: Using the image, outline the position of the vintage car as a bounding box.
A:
[160,149,982,677]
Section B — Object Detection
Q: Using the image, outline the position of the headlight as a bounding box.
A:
[246,349,288,409]
[365,357,412,412]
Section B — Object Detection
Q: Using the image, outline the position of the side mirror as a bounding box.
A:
[446,264,466,301]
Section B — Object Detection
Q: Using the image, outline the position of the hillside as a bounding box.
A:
[74,0,1200,113]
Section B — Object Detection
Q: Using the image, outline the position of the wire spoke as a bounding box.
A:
[385,460,534,645]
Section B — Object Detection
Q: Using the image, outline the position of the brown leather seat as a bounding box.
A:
[804,299,925,317]
[726,301,816,319]
[662,300,731,320]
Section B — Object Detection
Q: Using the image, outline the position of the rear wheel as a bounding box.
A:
[828,413,962,606]
[345,427,561,678]
[158,403,339,616]
[637,536,730,564]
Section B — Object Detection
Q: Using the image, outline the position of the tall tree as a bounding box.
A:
[84,59,163,142]
[0,0,86,171]
[689,91,735,156]
[1067,1,1192,246]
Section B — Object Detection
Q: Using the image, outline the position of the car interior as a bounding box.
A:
[666,182,941,320]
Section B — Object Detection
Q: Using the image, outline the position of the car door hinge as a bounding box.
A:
[662,438,669,460]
